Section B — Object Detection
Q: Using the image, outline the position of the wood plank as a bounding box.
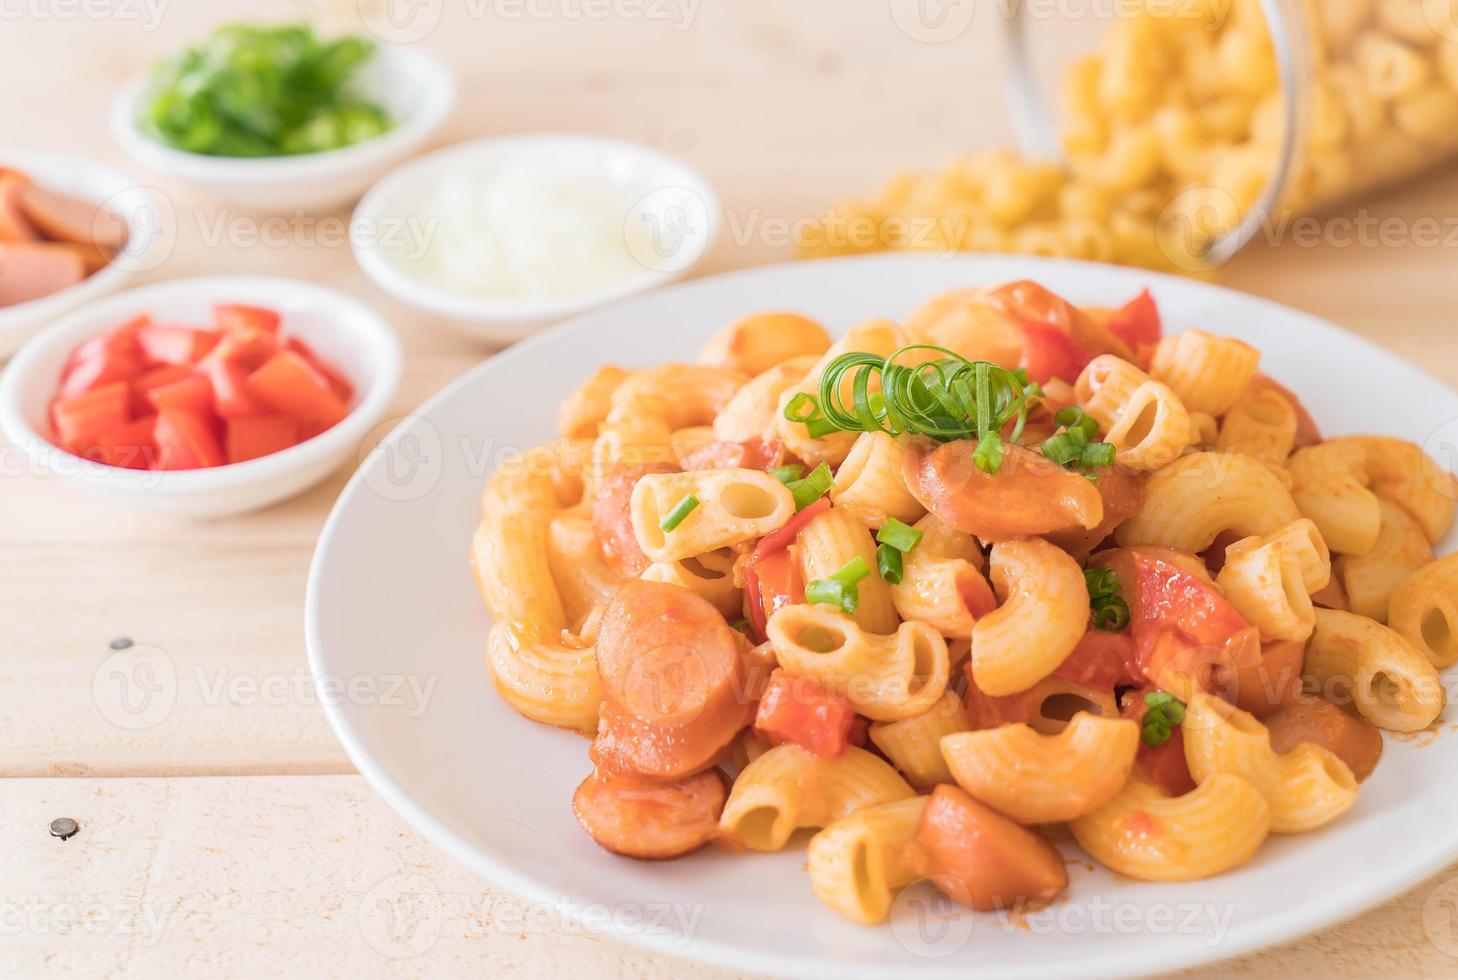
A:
[2,774,1455,978]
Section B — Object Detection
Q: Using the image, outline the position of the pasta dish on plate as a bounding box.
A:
[469,279,1458,925]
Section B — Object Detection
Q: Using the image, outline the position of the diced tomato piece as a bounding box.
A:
[756,495,831,556]
[210,327,278,372]
[199,355,265,418]
[129,364,192,415]
[57,348,145,401]
[144,374,214,417]
[214,303,281,335]
[752,669,858,759]
[1102,547,1251,649]
[1019,322,1093,386]
[136,324,220,366]
[153,409,224,470]
[245,351,348,430]
[52,381,130,450]
[743,497,831,641]
[225,414,299,464]
[1103,288,1161,350]
[67,314,149,367]
[743,550,802,645]
[96,414,157,470]
[1054,629,1138,690]
[283,337,354,403]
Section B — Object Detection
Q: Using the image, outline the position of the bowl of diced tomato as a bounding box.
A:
[0,276,401,517]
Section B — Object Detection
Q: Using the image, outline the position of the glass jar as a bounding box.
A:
[804,0,1458,274]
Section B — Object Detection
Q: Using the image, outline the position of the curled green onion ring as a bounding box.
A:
[814,345,1038,447]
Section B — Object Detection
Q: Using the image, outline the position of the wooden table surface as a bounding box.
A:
[5,1,1458,976]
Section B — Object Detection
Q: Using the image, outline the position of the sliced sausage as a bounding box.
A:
[679,437,785,472]
[573,768,726,859]
[60,240,115,275]
[591,580,752,779]
[0,242,84,307]
[0,171,39,243]
[1045,465,1147,556]
[903,439,1103,541]
[906,784,1068,911]
[1265,694,1383,781]
[595,579,743,725]
[16,183,129,249]
[593,462,677,577]
[590,696,748,781]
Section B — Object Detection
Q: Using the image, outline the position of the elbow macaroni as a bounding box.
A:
[971,538,1088,696]
[1117,452,1302,552]
[829,432,927,530]
[1335,497,1435,622]
[868,692,969,790]
[807,797,928,925]
[798,505,899,634]
[1388,553,1458,668]
[1216,519,1331,642]
[1071,774,1272,882]
[1182,694,1359,833]
[631,468,795,563]
[941,713,1140,823]
[1148,328,1260,415]
[768,604,949,721]
[1074,355,1192,470]
[719,744,915,851]
[1305,608,1445,732]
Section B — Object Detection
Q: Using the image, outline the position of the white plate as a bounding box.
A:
[306,254,1458,978]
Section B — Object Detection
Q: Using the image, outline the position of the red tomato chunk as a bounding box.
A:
[47,305,355,471]
[752,668,858,759]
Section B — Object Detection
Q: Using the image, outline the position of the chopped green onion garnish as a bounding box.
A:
[1093,597,1130,631]
[810,345,1040,461]
[1081,442,1116,467]
[784,392,819,422]
[805,416,839,438]
[768,464,805,486]
[1141,691,1186,747]
[729,617,749,631]
[805,577,858,614]
[1054,405,1100,440]
[1084,567,1120,601]
[788,481,822,511]
[1041,428,1087,466]
[802,461,833,492]
[785,461,833,511]
[830,556,870,584]
[659,495,699,532]
[876,517,924,554]
[972,431,1005,475]
[877,543,904,584]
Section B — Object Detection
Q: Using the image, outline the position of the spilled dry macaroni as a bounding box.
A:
[469,278,1458,926]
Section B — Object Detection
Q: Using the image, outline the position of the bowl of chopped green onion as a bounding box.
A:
[111,24,455,212]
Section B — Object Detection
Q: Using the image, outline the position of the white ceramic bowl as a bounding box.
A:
[351,134,721,344]
[0,276,402,518]
[110,45,455,212]
[0,152,170,360]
